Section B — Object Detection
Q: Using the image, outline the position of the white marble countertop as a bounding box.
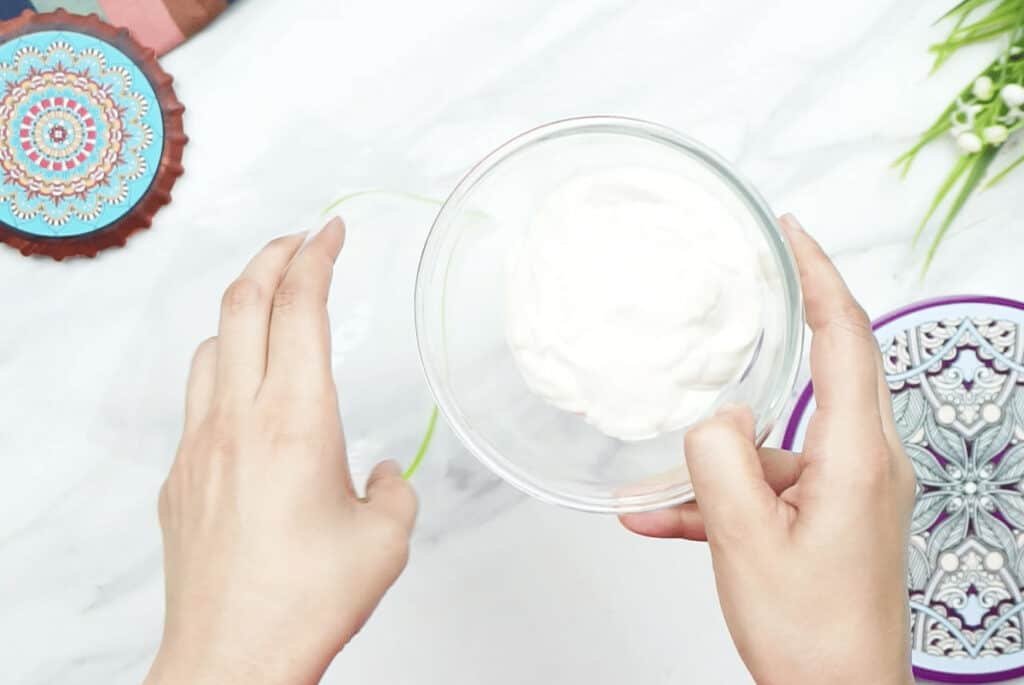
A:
[2,0,1024,683]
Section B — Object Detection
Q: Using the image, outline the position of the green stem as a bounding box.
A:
[322,188,442,216]
[937,0,987,22]
[321,188,445,481]
[403,407,438,480]
[932,0,1024,66]
[985,149,1024,186]
[922,147,998,274]
[905,1,1024,275]
[913,155,973,247]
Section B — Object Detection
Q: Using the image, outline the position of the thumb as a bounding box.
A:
[685,405,779,539]
[364,460,419,534]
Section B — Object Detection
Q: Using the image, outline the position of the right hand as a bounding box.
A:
[146,219,417,685]
[621,215,917,685]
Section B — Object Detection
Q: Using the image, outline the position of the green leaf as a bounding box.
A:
[894,102,958,174]
[937,0,984,23]
[985,149,1024,188]
[922,146,998,273]
[913,154,972,248]
[931,0,1024,66]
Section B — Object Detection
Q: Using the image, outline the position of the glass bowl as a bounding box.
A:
[414,116,804,513]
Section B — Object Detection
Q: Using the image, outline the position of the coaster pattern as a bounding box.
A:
[0,11,185,259]
[783,296,1024,683]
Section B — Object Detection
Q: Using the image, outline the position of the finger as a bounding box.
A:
[762,448,806,499]
[264,217,345,393]
[620,447,803,540]
[620,501,707,540]
[364,460,418,533]
[780,215,881,436]
[184,337,217,434]
[684,405,780,538]
[216,232,307,401]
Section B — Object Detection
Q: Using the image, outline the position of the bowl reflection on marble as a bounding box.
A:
[414,116,804,513]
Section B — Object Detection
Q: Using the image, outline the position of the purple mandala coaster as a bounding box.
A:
[784,296,1024,683]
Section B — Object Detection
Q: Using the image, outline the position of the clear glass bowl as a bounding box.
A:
[415,116,804,513]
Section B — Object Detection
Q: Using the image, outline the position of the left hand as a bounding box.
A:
[145,218,417,685]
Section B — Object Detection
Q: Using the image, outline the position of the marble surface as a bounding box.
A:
[2,0,1023,683]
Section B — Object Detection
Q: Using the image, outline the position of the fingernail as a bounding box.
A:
[325,216,346,259]
[299,215,346,253]
[322,215,344,234]
[779,213,804,233]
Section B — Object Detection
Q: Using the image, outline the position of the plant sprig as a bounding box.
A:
[899,2,1024,274]
[931,0,1024,69]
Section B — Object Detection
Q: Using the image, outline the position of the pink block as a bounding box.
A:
[99,0,186,55]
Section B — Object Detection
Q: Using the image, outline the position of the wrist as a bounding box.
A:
[144,634,332,685]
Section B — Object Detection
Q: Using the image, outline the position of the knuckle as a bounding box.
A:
[222,277,265,313]
[266,420,319,451]
[825,303,874,340]
[848,447,898,490]
[198,413,241,456]
[271,283,307,311]
[191,336,217,365]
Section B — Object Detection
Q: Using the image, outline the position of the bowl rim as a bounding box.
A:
[414,115,805,514]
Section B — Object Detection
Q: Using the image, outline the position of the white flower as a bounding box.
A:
[983,125,1010,145]
[951,97,985,135]
[1003,83,1024,108]
[957,131,983,153]
[1002,106,1024,126]
[973,76,995,101]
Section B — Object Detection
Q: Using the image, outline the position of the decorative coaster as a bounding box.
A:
[0,10,186,259]
[783,296,1024,683]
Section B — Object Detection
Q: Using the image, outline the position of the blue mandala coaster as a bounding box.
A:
[784,296,1024,683]
[0,10,186,259]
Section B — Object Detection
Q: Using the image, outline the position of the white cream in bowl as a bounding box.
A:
[505,166,767,441]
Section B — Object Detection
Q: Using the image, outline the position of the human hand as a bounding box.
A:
[621,215,916,685]
[145,218,417,685]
